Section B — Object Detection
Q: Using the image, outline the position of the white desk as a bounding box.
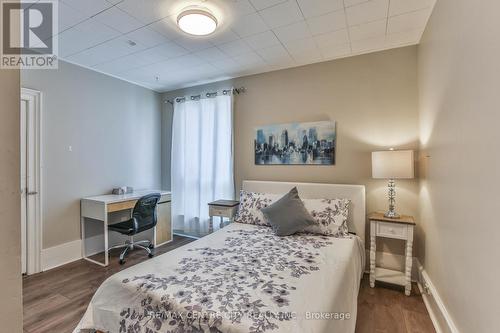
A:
[81,190,172,266]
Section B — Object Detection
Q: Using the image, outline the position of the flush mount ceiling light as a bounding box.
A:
[177,8,218,36]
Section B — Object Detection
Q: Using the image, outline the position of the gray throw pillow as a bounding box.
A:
[261,187,316,236]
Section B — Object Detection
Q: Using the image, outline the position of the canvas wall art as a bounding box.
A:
[254,121,336,165]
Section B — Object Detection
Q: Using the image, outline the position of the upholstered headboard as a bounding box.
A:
[242,180,366,243]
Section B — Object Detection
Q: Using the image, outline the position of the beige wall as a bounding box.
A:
[418,1,500,331]
[0,69,23,330]
[164,46,420,258]
[21,61,163,249]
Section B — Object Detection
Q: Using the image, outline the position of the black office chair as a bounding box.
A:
[108,193,161,265]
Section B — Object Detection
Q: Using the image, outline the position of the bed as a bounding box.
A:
[74,181,366,333]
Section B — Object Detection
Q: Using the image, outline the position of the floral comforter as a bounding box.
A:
[74,223,364,333]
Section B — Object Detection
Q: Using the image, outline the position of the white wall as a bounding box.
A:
[418,0,500,331]
[21,61,163,249]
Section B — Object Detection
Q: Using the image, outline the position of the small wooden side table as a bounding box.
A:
[368,212,416,296]
[208,200,239,233]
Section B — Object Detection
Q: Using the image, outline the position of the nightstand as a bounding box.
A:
[208,200,239,233]
[368,212,416,296]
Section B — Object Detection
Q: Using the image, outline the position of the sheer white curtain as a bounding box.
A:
[171,94,234,236]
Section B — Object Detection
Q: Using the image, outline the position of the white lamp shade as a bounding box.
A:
[372,150,414,179]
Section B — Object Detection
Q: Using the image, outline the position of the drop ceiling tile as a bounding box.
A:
[274,21,311,42]
[61,0,112,16]
[149,41,190,59]
[58,33,88,57]
[218,39,253,57]
[293,50,323,64]
[167,54,205,69]
[296,0,344,19]
[306,10,347,35]
[209,29,241,45]
[58,1,87,33]
[250,0,287,11]
[58,18,121,57]
[344,0,370,7]
[148,17,182,40]
[386,28,422,46]
[387,8,430,34]
[133,47,170,64]
[125,26,169,48]
[313,29,350,48]
[117,0,174,24]
[256,44,292,62]
[194,47,230,63]
[174,36,213,52]
[93,53,157,75]
[94,7,144,34]
[389,0,435,16]
[259,1,304,29]
[351,35,385,53]
[243,31,280,50]
[66,36,147,67]
[179,63,219,78]
[233,52,265,66]
[231,12,269,37]
[284,37,321,61]
[320,42,351,60]
[225,0,256,17]
[55,0,435,92]
[121,66,158,83]
[346,0,389,26]
[349,19,387,41]
[211,57,239,70]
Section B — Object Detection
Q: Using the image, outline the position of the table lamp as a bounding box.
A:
[372,150,414,218]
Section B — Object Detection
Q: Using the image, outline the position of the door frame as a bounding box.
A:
[21,87,42,275]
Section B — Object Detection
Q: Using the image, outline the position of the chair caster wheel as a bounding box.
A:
[148,253,154,258]
[119,259,125,265]
[148,243,154,249]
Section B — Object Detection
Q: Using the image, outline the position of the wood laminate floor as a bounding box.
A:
[23,235,435,333]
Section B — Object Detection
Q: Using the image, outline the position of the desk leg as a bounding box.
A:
[104,213,109,267]
[219,216,224,229]
[81,216,107,267]
[81,216,86,258]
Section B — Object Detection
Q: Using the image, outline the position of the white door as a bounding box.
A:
[21,88,41,275]
[20,99,28,275]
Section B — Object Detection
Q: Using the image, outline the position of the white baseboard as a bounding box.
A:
[41,239,82,271]
[415,260,459,333]
[40,230,156,271]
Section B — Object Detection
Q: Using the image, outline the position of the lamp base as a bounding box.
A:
[384,210,401,219]
[385,179,400,219]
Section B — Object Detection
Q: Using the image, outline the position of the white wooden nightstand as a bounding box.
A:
[208,200,239,233]
[368,212,416,296]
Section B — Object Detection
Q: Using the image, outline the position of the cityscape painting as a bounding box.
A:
[255,121,336,165]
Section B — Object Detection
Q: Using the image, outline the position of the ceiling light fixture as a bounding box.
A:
[177,8,218,36]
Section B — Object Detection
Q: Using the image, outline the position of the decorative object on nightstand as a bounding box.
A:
[372,150,414,218]
[208,200,239,233]
[368,212,415,296]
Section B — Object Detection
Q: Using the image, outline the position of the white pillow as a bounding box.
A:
[234,190,280,226]
[301,198,350,237]
[234,190,350,237]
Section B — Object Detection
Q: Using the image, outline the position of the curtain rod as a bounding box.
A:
[165,87,246,105]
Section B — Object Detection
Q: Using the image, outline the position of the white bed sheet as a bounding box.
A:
[75,223,364,333]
